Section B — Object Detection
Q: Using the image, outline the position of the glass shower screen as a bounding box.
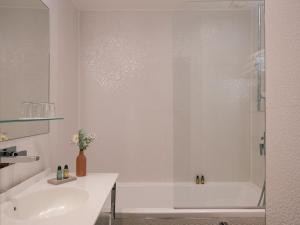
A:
[173,0,265,209]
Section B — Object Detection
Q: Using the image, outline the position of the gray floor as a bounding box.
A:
[96,213,265,225]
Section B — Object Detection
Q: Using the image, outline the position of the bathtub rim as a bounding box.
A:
[114,182,265,217]
[115,208,265,218]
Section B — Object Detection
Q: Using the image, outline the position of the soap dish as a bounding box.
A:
[47,176,77,185]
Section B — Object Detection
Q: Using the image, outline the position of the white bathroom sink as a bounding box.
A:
[4,187,89,220]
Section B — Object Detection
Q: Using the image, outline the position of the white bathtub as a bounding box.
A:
[104,182,265,218]
[174,182,261,209]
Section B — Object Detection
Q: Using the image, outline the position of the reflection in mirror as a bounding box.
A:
[0,0,50,141]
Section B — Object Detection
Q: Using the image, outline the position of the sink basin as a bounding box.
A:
[4,187,89,220]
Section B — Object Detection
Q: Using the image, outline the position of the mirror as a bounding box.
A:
[0,0,50,141]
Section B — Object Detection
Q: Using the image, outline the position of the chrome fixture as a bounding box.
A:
[259,132,266,156]
[257,180,266,207]
[256,3,265,111]
[258,131,266,207]
[0,146,39,169]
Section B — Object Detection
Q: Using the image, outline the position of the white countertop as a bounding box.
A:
[0,170,118,225]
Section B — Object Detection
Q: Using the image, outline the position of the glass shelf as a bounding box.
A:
[0,117,64,124]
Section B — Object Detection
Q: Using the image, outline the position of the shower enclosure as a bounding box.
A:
[173,0,265,209]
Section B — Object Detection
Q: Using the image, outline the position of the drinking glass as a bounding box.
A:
[31,103,43,118]
[40,102,56,118]
[48,103,56,118]
[21,102,33,119]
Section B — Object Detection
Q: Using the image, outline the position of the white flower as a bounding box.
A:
[72,134,79,144]
[0,133,9,142]
[71,129,96,151]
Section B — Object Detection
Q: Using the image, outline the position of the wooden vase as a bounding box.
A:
[76,150,86,177]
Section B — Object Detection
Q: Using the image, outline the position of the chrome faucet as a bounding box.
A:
[0,146,39,168]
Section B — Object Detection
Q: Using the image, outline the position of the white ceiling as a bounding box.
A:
[71,0,183,11]
[72,0,262,11]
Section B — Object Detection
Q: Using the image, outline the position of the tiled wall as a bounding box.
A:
[80,10,255,183]
[80,11,173,182]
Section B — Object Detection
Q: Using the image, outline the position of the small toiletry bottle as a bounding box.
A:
[200,175,205,184]
[196,175,200,184]
[57,166,63,180]
[63,165,69,179]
